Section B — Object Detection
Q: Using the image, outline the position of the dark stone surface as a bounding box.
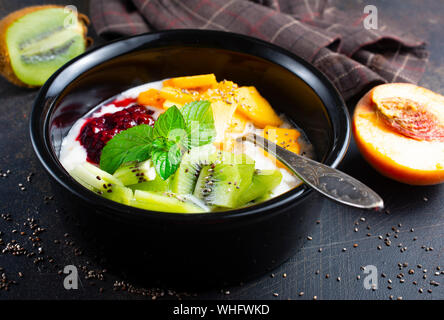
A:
[0,0,443,300]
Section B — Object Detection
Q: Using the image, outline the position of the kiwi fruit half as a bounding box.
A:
[0,5,90,87]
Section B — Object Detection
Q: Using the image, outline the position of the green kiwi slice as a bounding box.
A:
[0,6,90,87]
[236,169,282,206]
[128,174,171,193]
[170,145,217,195]
[193,152,255,208]
[113,160,156,186]
[131,190,209,213]
[70,163,134,205]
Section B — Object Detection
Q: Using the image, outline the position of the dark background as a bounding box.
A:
[0,0,443,300]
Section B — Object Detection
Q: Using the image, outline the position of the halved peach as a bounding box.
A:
[353,83,444,185]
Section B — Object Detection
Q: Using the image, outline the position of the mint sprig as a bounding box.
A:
[99,101,215,180]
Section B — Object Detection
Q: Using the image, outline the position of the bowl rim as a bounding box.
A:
[30,29,350,224]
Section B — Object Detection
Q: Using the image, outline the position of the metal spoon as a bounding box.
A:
[238,133,384,210]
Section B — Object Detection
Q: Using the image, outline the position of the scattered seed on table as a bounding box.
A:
[307,236,312,241]
[299,291,304,296]
[419,288,423,293]
[408,269,415,275]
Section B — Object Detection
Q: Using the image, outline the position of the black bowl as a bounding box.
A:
[30,30,350,287]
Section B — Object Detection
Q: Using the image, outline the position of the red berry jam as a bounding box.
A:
[77,104,155,164]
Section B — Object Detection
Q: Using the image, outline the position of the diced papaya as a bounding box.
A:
[159,86,200,105]
[227,111,249,133]
[163,74,217,90]
[235,86,283,128]
[201,80,238,103]
[163,100,183,109]
[262,126,301,169]
[137,89,165,108]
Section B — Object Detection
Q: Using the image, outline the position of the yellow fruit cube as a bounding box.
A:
[163,74,217,89]
[235,86,283,128]
[227,111,249,133]
[262,126,301,169]
[159,86,200,105]
[137,89,165,108]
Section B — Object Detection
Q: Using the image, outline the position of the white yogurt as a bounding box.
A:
[60,80,312,199]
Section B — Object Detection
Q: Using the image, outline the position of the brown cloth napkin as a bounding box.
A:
[90,0,428,100]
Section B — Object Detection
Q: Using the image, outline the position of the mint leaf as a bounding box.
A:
[181,100,216,147]
[153,106,187,144]
[99,124,154,174]
[151,143,182,180]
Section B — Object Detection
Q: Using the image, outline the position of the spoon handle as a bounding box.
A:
[241,133,384,210]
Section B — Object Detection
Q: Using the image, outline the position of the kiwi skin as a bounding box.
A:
[0,5,91,88]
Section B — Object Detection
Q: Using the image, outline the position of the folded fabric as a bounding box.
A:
[90,0,428,100]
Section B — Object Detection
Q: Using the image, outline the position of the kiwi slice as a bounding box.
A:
[194,152,255,208]
[131,190,209,213]
[170,145,217,195]
[0,5,90,87]
[128,174,171,193]
[237,169,282,206]
[70,163,134,205]
[113,160,156,186]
